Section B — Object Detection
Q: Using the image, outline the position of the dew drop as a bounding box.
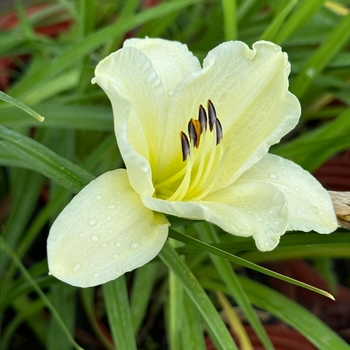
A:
[108,228,114,234]
[258,217,264,222]
[274,221,280,226]
[93,273,100,278]
[108,204,115,209]
[91,235,99,242]
[306,67,316,78]
[312,206,318,214]
[73,263,81,272]
[131,242,139,249]
[115,242,121,247]
[101,242,108,248]
[95,195,102,200]
[79,233,85,238]
[89,219,96,226]
[168,90,173,96]
[296,208,301,216]
[83,252,88,257]
[294,186,300,192]
[270,174,278,179]
[106,216,111,221]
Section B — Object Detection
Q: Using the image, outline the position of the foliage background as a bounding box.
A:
[1,0,350,349]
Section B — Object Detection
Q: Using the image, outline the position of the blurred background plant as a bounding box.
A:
[1,0,350,349]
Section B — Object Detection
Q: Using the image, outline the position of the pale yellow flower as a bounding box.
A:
[47,38,337,287]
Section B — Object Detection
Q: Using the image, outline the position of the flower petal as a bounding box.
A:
[93,45,166,196]
[124,38,201,98]
[240,154,338,233]
[156,41,300,187]
[142,182,288,251]
[47,169,169,288]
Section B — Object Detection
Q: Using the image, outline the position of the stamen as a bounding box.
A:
[207,99,217,131]
[198,105,207,132]
[180,132,190,161]
[156,99,224,201]
[215,119,223,145]
[188,119,201,148]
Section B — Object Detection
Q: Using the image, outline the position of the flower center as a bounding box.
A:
[155,100,224,201]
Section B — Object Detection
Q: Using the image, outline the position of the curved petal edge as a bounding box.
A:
[47,169,169,288]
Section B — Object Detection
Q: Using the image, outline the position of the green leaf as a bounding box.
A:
[221,0,237,40]
[291,12,350,99]
[0,126,94,193]
[273,0,324,44]
[238,277,350,350]
[196,223,274,350]
[260,0,298,42]
[274,108,350,171]
[130,263,159,334]
[103,276,137,350]
[0,236,83,350]
[159,241,238,350]
[169,228,334,300]
[0,90,44,122]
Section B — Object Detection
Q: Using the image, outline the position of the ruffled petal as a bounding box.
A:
[47,170,169,288]
[156,41,300,188]
[142,181,288,251]
[239,154,338,233]
[124,38,201,99]
[93,46,166,196]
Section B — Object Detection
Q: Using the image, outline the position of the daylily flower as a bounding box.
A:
[47,38,338,288]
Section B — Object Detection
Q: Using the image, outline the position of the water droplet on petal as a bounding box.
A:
[73,263,81,272]
[312,206,318,214]
[108,204,115,209]
[106,216,111,221]
[79,233,85,238]
[101,242,108,248]
[168,90,173,96]
[93,273,100,278]
[91,235,99,242]
[95,195,102,200]
[89,219,97,226]
[258,218,263,222]
[115,242,121,247]
[108,228,114,234]
[131,242,139,249]
[270,174,277,179]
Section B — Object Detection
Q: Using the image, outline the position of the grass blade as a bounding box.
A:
[159,241,238,350]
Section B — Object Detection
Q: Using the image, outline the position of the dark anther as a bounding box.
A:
[198,105,207,132]
[215,119,223,145]
[207,100,217,131]
[180,132,190,161]
[188,119,198,147]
